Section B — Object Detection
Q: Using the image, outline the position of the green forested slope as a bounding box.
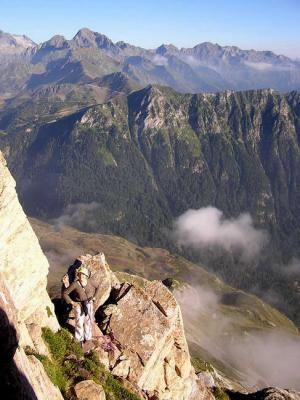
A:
[1,86,300,323]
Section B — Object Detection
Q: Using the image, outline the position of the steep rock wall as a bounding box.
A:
[0,151,58,338]
[0,273,63,399]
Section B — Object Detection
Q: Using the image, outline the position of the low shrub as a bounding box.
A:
[105,374,141,400]
[29,328,142,399]
[192,357,214,373]
[213,387,230,400]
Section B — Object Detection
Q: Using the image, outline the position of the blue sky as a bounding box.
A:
[1,0,299,58]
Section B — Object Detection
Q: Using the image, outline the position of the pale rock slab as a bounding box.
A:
[107,278,207,400]
[0,272,63,400]
[0,152,58,337]
[74,380,106,400]
[77,253,120,310]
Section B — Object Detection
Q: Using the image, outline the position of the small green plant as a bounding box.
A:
[24,346,68,393]
[31,328,142,399]
[192,357,214,373]
[42,327,84,360]
[46,306,53,318]
[42,356,69,392]
[213,387,230,400]
[42,327,67,362]
[82,351,104,383]
[105,374,141,400]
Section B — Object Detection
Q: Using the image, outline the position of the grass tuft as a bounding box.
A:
[213,387,230,400]
[25,328,143,399]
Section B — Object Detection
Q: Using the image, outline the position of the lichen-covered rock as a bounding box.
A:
[74,380,106,400]
[0,152,58,337]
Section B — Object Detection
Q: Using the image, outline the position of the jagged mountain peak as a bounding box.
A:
[156,43,179,55]
[131,83,165,101]
[0,29,36,54]
[116,40,128,49]
[74,27,94,36]
[41,34,69,49]
[72,27,116,51]
[1,27,300,98]
[73,27,96,41]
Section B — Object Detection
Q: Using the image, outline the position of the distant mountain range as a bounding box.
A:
[0,27,300,99]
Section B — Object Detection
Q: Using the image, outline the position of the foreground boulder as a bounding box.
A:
[75,254,213,400]
[77,253,120,310]
[74,380,106,400]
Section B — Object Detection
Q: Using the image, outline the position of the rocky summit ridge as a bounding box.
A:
[0,27,300,98]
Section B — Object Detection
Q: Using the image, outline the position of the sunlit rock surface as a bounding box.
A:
[0,151,58,335]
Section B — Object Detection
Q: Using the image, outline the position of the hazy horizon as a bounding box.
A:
[0,0,299,59]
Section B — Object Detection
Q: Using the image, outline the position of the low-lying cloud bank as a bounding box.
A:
[175,285,300,390]
[173,207,267,260]
[51,202,101,231]
[243,61,295,71]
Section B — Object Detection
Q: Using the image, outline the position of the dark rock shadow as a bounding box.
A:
[0,307,38,400]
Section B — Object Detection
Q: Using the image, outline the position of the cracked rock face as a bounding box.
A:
[0,151,58,338]
[0,150,59,355]
[80,253,212,400]
[108,281,196,399]
[106,280,211,400]
[0,151,62,399]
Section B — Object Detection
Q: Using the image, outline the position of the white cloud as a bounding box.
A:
[152,54,168,66]
[183,55,201,67]
[284,257,300,275]
[175,284,300,390]
[51,202,100,231]
[173,207,267,259]
[243,61,294,71]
